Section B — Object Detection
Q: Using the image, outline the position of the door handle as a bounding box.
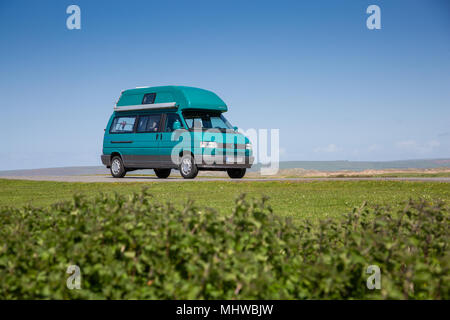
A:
[156,134,159,140]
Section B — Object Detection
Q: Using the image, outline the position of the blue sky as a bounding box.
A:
[0,0,449,170]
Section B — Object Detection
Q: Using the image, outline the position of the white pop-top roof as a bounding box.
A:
[114,102,177,112]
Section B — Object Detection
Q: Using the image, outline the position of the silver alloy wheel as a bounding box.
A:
[181,158,192,175]
[111,159,121,175]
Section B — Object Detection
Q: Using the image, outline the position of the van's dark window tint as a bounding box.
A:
[137,114,161,133]
[163,113,183,132]
[110,116,136,133]
[183,111,233,130]
[142,93,156,104]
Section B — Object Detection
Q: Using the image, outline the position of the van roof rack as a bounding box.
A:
[114,102,177,112]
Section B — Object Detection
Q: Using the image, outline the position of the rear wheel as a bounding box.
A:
[154,168,171,179]
[227,168,246,179]
[179,154,198,179]
[110,156,126,178]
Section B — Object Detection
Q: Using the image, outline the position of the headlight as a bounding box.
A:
[245,143,252,150]
[200,141,218,148]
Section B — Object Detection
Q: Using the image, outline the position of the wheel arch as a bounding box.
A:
[110,151,123,160]
[179,149,194,158]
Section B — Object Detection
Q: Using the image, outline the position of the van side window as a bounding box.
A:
[163,113,183,132]
[137,114,161,133]
[110,116,136,133]
[142,93,156,104]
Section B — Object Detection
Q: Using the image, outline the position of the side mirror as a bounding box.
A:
[233,126,238,131]
[172,120,182,130]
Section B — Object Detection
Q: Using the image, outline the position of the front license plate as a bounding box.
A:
[226,156,244,163]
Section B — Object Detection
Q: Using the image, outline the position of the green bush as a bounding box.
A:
[0,189,448,299]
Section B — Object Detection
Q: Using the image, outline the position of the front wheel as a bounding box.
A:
[179,155,198,179]
[154,168,171,179]
[227,168,246,179]
[110,156,126,178]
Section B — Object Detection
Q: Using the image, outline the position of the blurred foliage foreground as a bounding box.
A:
[0,188,448,299]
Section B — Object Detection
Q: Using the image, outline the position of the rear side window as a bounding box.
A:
[137,114,161,133]
[163,113,183,132]
[142,93,156,104]
[110,116,136,133]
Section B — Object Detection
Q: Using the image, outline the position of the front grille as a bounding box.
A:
[216,143,246,149]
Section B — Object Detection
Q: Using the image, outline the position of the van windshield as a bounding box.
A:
[182,111,233,130]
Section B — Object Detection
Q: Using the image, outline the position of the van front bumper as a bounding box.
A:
[196,155,254,169]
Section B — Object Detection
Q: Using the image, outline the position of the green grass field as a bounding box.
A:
[0,179,448,223]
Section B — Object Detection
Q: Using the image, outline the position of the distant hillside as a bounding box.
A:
[0,159,449,176]
[251,159,450,172]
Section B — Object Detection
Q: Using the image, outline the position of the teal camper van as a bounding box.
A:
[101,86,254,179]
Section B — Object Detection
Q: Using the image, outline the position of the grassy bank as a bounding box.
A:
[1,191,448,299]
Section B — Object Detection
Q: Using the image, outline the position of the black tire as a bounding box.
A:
[154,168,171,179]
[227,168,246,179]
[110,156,126,178]
[179,154,198,179]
